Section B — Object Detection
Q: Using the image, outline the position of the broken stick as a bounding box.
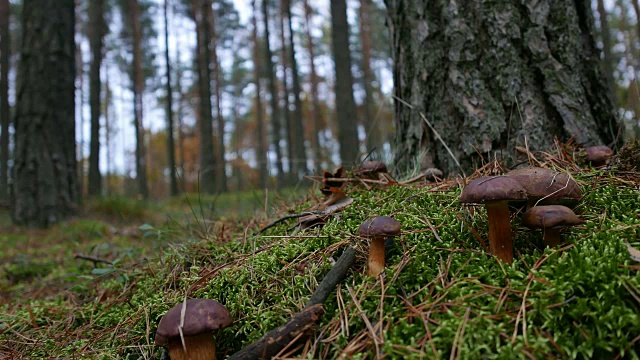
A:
[228,247,357,360]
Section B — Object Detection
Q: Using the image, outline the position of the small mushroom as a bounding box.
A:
[506,167,582,208]
[584,145,613,167]
[155,299,232,360]
[358,216,401,277]
[355,161,393,182]
[459,176,528,264]
[522,205,583,247]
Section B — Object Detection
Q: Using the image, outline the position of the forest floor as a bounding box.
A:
[1,142,639,359]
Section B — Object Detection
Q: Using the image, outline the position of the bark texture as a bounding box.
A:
[385,0,620,175]
[331,0,360,167]
[88,0,106,197]
[0,0,10,201]
[13,0,78,227]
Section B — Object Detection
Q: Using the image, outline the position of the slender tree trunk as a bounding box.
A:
[385,0,620,176]
[193,0,216,194]
[88,0,105,197]
[278,0,294,182]
[0,0,10,201]
[596,0,617,100]
[252,0,268,189]
[13,0,78,227]
[631,0,640,44]
[164,0,178,196]
[302,0,323,170]
[176,52,185,182]
[330,0,359,167]
[358,0,379,153]
[76,37,85,198]
[129,0,148,199]
[285,0,308,177]
[262,0,285,187]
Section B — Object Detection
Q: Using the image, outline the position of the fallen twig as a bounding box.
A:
[73,253,113,266]
[306,247,356,307]
[253,212,317,235]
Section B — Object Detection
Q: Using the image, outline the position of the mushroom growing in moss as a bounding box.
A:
[584,145,613,167]
[459,176,528,264]
[522,205,583,247]
[155,299,232,360]
[358,216,401,277]
[506,167,582,208]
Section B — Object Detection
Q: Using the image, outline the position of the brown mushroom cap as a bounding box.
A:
[506,167,581,205]
[522,205,583,229]
[459,176,528,204]
[584,146,613,165]
[358,216,401,238]
[155,299,232,346]
[358,161,388,174]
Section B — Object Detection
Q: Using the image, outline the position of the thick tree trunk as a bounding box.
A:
[129,0,148,199]
[359,0,380,154]
[193,0,216,194]
[285,0,308,178]
[385,0,620,176]
[330,0,359,167]
[207,4,228,193]
[252,0,268,189]
[88,0,105,197]
[13,0,78,227]
[262,0,285,187]
[164,0,178,196]
[0,0,10,201]
[303,0,324,170]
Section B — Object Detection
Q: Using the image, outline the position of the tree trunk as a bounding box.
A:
[330,0,359,167]
[104,65,112,196]
[193,0,216,194]
[278,0,294,183]
[88,0,106,197]
[175,45,185,182]
[262,0,285,187]
[206,3,228,193]
[358,0,380,153]
[252,0,268,189]
[596,0,617,99]
[164,0,178,196]
[0,0,10,201]
[631,0,640,45]
[285,0,308,177]
[13,0,78,227]
[76,35,85,198]
[384,0,620,176]
[303,0,324,170]
[129,0,148,199]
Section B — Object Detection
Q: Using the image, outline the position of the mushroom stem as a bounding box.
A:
[485,201,513,264]
[368,236,386,277]
[168,333,217,360]
[542,228,562,247]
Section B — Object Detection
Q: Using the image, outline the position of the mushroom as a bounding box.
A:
[459,176,528,264]
[506,167,582,208]
[155,299,232,360]
[521,205,583,247]
[355,161,393,182]
[584,145,613,167]
[358,216,401,277]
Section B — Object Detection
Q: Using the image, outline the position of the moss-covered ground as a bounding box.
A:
[1,150,639,359]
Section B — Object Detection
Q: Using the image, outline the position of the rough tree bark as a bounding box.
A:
[0,0,10,201]
[330,0,359,166]
[13,0,78,227]
[129,0,149,198]
[88,0,106,197]
[193,0,217,194]
[252,0,268,189]
[164,0,178,196]
[385,0,620,176]
[285,0,308,177]
[262,0,285,187]
[303,0,324,170]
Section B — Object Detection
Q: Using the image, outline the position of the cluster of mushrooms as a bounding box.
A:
[153,148,613,358]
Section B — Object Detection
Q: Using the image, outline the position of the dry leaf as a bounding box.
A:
[625,242,640,262]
